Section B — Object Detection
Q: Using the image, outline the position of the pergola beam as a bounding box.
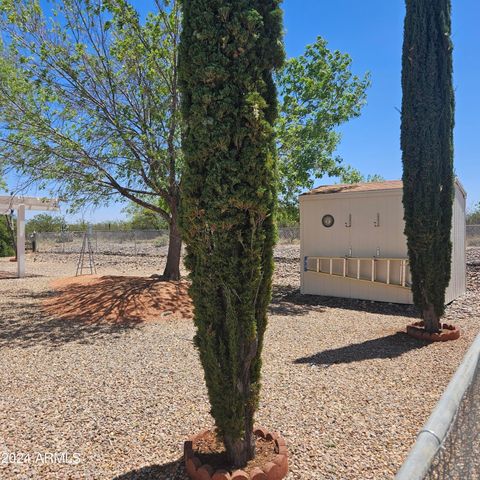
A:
[0,196,60,214]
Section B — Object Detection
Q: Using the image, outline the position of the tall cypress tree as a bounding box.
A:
[401,0,455,333]
[179,0,284,468]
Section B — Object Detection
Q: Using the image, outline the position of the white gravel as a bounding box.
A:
[0,246,479,479]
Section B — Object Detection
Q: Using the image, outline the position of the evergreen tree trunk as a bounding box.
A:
[401,0,455,334]
[179,0,284,467]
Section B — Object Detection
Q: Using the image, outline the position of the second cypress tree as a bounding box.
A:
[401,0,455,333]
[179,0,284,467]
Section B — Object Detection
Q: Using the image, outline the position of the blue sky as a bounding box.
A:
[4,0,480,221]
[282,0,479,208]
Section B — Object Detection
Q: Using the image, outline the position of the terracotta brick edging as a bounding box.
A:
[184,426,288,480]
[406,321,460,342]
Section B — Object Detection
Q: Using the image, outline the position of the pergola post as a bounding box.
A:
[16,204,26,278]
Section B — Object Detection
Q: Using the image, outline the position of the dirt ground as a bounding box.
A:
[0,246,479,480]
[44,275,194,324]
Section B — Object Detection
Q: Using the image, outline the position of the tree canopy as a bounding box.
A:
[0,1,371,279]
[276,36,370,206]
[25,213,65,234]
[0,0,184,278]
[0,3,370,213]
[0,215,14,257]
[0,0,181,218]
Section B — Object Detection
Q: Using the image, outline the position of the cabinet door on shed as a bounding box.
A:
[348,196,384,258]
[303,198,350,257]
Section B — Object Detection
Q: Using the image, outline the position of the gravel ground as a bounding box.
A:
[0,246,479,480]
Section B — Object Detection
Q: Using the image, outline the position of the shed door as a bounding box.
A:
[348,197,384,258]
[315,199,350,257]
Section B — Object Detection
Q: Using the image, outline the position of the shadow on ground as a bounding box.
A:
[43,276,193,323]
[0,276,193,349]
[270,284,418,319]
[113,459,187,480]
[0,271,42,279]
[0,296,140,350]
[294,332,428,366]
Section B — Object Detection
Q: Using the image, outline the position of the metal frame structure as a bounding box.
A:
[76,229,97,276]
[0,195,60,278]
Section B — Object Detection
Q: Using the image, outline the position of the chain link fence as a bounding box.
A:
[36,230,170,256]
[467,225,480,247]
[35,227,300,256]
[425,356,480,479]
[32,225,478,254]
[278,226,300,244]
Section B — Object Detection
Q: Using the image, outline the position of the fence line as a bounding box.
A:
[36,230,170,256]
[467,225,480,247]
[35,227,300,256]
[33,225,479,255]
[396,331,480,480]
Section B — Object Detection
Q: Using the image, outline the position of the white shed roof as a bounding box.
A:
[0,195,60,214]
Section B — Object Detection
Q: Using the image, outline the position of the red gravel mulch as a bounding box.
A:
[43,275,194,324]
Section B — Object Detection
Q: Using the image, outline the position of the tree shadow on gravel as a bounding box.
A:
[0,275,193,350]
[0,293,142,350]
[294,332,428,366]
[270,285,418,319]
[0,300,140,350]
[0,271,43,279]
[113,459,187,480]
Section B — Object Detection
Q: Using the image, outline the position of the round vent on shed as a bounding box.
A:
[322,214,334,228]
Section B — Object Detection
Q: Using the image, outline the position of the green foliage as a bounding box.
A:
[276,204,299,227]
[362,173,386,183]
[467,203,480,225]
[24,207,169,234]
[26,214,65,235]
[401,0,454,328]
[179,0,283,465]
[0,0,180,217]
[123,203,169,230]
[276,37,370,206]
[0,216,14,257]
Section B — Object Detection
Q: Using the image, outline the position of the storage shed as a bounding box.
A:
[300,180,466,304]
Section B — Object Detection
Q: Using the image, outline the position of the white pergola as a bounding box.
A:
[0,195,60,278]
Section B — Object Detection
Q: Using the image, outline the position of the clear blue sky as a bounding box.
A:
[4,0,480,221]
[281,0,479,208]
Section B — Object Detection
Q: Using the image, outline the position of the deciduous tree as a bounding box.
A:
[0,0,183,279]
[276,37,370,207]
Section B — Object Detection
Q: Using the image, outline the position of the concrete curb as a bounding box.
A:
[395,331,480,480]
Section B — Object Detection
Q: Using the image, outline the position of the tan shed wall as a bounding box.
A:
[300,183,466,305]
[445,185,467,303]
